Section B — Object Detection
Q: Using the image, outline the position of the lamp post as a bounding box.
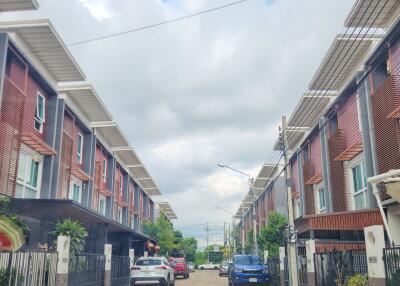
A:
[217,164,258,254]
[214,207,237,256]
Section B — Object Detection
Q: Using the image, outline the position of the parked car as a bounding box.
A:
[198,262,219,270]
[130,256,175,286]
[228,255,270,286]
[188,262,195,272]
[219,261,230,276]
[170,257,189,279]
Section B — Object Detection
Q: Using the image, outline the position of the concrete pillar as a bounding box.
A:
[55,236,70,286]
[104,244,112,286]
[264,250,268,264]
[279,247,286,286]
[129,249,135,270]
[364,225,386,286]
[306,240,316,286]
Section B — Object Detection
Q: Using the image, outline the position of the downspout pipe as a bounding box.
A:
[367,170,400,247]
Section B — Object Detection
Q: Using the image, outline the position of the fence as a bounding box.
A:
[0,250,57,286]
[298,255,308,286]
[110,255,130,286]
[267,258,280,286]
[68,253,105,286]
[384,247,400,286]
[314,250,368,286]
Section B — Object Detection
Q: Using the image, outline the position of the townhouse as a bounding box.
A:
[235,0,400,252]
[0,1,176,256]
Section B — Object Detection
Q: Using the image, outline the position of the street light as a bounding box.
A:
[217,163,258,255]
[213,207,237,256]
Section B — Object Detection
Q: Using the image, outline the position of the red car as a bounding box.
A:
[170,258,189,279]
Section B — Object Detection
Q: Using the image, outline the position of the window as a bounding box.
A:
[102,159,107,182]
[119,175,123,192]
[99,194,106,216]
[77,133,83,164]
[314,183,326,214]
[318,188,326,212]
[351,161,368,210]
[69,178,82,203]
[16,149,42,199]
[117,206,123,223]
[34,92,45,133]
[294,198,301,219]
[130,215,135,229]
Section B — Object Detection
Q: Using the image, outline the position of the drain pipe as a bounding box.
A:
[367,170,400,247]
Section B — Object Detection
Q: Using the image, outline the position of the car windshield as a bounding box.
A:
[234,256,262,265]
[136,259,161,266]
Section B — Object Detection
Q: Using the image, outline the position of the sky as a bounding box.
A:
[1,0,354,247]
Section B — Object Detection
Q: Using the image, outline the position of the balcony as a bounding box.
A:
[295,209,383,234]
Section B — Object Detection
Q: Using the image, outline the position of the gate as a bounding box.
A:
[68,253,105,286]
[267,258,280,286]
[384,247,400,286]
[111,255,130,286]
[0,250,57,286]
[314,250,368,286]
[298,255,308,286]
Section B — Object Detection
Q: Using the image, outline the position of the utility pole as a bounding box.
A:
[251,179,258,255]
[281,116,299,286]
[206,222,209,262]
[232,216,236,256]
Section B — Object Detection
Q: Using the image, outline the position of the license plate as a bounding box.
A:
[249,278,257,282]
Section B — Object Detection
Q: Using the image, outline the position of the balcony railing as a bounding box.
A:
[295,209,383,234]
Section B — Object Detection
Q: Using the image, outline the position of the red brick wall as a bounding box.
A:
[337,92,362,149]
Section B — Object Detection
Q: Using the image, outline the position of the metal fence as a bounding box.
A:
[298,255,308,286]
[314,250,368,286]
[0,250,57,286]
[267,258,280,286]
[284,257,289,286]
[68,253,105,286]
[384,247,400,286]
[111,255,130,286]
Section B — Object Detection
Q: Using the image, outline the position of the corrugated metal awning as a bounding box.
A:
[91,122,129,149]
[344,0,400,29]
[127,164,161,196]
[308,34,381,91]
[253,164,278,189]
[0,19,85,82]
[58,84,113,123]
[157,202,177,220]
[0,0,38,11]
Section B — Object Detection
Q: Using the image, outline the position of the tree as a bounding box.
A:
[181,237,198,262]
[51,219,88,256]
[244,229,254,254]
[257,212,287,257]
[142,216,175,256]
[232,226,242,254]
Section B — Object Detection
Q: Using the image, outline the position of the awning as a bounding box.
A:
[21,132,56,155]
[253,164,279,189]
[334,141,363,161]
[0,19,85,82]
[308,34,382,91]
[71,167,92,182]
[128,165,161,196]
[344,0,400,29]
[0,0,38,11]
[157,202,177,220]
[273,126,309,151]
[58,84,113,123]
[91,122,129,149]
[304,173,323,185]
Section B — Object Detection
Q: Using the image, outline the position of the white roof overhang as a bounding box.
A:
[344,0,400,29]
[58,84,113,123]
[0,19,85,82]
[91,121,130,149]
[273,126,309,151]
[308,34,382,91]
[254,163,279,189]
[128,164,161,196]
[288,92,337,128]
[158,202,177,220]
[0,0,38,11]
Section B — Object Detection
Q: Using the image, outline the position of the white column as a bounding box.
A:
[264,250,269,264]
[104,244,112,286]
[129,249,135,269]
[364,225,386,286]
[279,247,286,286]
[306,240,317,286]
[56,236,70,286]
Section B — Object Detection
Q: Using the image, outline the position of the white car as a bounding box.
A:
[130,257,175,286]
[198,262,219,270]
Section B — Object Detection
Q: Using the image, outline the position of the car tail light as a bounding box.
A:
[131,266,141,270]
[156,266,168,270]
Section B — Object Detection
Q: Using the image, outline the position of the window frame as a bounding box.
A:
[34,92,46,133]
[314,182,326,214]
[99,194,106,216]
[77,133,83,164]
[347,154,368,211]
[16,145,43,199]
[69,177,82,203]
[102,159,107,183]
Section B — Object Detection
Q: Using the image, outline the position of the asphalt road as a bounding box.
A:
[175,270,227,286]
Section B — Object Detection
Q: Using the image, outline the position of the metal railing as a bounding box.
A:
[298,255,308,286]
[0,250,57,286]
[111,255,130,286]
[68,253,105,286]
[314,250,368,286]
[266,258,280,286]
[384,247,400,286]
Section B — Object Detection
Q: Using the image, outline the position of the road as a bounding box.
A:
[175,270,227,286]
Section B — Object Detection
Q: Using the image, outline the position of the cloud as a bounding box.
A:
[78,0,113,21]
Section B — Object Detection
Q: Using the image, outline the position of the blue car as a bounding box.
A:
[228,255,270,286]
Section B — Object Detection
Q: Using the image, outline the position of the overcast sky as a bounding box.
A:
[2,0,354,246]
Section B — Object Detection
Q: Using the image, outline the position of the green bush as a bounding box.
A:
[347,274,368,286]
[51,219,88,256]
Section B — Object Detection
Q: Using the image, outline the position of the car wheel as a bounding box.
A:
[214,266,219,270]
[200,267,204,270]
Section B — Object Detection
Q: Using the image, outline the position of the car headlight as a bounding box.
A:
[234,268,243,273]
